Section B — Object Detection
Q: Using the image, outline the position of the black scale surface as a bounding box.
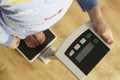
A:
[17,29,56,60]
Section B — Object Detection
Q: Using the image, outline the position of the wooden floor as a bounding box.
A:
[0,0,120,80]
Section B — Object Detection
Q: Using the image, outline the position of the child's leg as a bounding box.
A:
[24,32,45,48]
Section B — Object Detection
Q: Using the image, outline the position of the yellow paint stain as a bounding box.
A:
[4,18,17,30]
[4,0,32,5]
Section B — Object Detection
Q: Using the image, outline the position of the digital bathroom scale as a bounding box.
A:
[55,21,112,80]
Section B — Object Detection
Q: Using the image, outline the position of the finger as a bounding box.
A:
[101,32,113,45]
[16,39,20,47]
[106,35,113,45]
[33,37,40,46]
[34,32,46,44]
[39,35,45,44]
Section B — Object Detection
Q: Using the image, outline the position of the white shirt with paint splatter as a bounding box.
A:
[0,0,73,46]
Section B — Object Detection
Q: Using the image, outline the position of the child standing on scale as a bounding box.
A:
[0,0,113,49]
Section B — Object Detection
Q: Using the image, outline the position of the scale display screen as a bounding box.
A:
[75,42,94,63]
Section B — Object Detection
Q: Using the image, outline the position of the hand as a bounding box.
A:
[91,16,113,45]
[24,35,40,48]
[87,7,113,44]
[24,32,45,48]
[8,37,20,49]
[34,32,46,44]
